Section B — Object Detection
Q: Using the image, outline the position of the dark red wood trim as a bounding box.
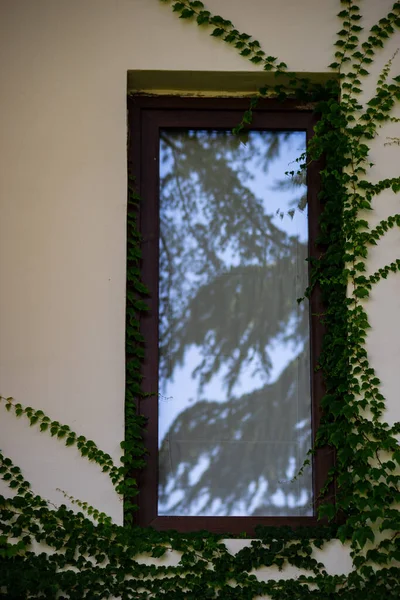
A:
[146,515,322,535]
[306,121,336,516]
[127,95,335,534]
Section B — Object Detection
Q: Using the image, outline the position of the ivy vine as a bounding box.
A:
[1,0,400,597]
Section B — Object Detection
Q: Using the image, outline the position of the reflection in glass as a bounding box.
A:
[158,129,312,516]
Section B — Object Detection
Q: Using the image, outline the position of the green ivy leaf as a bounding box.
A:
[179,8,194,19]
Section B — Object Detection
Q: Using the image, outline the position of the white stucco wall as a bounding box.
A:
[0,0,399,583]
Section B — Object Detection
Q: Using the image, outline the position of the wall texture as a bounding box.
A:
[0,0,399,582]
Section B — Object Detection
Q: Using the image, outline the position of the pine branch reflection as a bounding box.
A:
[158,130,312,517]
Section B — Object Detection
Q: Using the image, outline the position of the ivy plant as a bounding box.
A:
[1,0,400,597]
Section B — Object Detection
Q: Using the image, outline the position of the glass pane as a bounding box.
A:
[158,129,312,517]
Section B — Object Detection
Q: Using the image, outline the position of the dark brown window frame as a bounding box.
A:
[127,95,334,535]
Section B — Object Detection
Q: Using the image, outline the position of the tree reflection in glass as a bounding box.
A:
[158,129,312,517]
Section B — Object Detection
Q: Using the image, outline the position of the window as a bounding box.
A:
[127,96,333,534]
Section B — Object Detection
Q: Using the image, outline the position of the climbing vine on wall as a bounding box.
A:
[1,0,400,597]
